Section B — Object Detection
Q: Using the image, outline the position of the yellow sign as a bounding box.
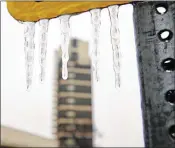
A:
[7,1,130,22]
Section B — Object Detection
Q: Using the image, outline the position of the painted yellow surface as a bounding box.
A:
[7,1,130,22]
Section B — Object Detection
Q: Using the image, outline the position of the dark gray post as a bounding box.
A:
[133,1,175,147]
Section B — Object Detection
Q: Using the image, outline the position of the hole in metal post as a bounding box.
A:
[165,90,175,105]
[161,58,175,72]
[169,125,175,140]
[155,3,168,14]
[158,30,173,42]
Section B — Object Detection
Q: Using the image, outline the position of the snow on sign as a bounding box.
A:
[7,1,130,89]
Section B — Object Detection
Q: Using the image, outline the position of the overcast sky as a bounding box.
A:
[1,2,144,147]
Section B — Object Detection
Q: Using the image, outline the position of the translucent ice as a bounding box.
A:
[24,22,35,89]
[108,5,121,88]
[90,9,101,81]
[60,15,71,80]
[38,19,49,81]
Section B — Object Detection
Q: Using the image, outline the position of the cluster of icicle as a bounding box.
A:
[23,5,121,89]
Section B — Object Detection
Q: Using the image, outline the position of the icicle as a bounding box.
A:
[38,19,49,82]
[108,5,121,88]
[24,22,35,89]
[60,15,71,80]
[90,9,101,81]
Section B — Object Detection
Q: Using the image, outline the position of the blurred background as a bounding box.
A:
[1,2,144,147]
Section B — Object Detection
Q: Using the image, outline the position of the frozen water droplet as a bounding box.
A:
[60,15,71,80]
[62,63,68,80]
[39,19,49,82]
[26,78,32,90]
[24,22,35,89]
[108,5,121,88]
[90,9,101,81]
[40,66,45,82]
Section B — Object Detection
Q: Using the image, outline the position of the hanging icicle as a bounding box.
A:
[108,5,121,88]
[38,19,49,82]
[24,22,35,89]
[60,15,71,80]
[90,9,101,81]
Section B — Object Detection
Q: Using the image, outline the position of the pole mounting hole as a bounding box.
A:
[155,3,168,15]
[161,58,175,72]
[158,29,173,42]
[169,125,175,141]
[165,90,175,105]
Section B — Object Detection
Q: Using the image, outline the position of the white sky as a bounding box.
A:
[1,2,144,147]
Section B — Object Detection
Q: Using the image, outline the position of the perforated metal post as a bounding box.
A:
[133,1,175,147]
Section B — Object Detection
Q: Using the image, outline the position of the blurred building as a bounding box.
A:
[1,39,93,148]
[56,39,93,148]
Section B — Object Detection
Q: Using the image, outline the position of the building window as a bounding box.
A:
[66,111,76,118]
[71,52,78,61]
[67,85,76,91]
[72,39,78,48]
[67,98,75,104]
[66,125,76,132]
[69,73,76,79]
[65,138,76,146]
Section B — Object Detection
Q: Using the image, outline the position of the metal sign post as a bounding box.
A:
[133,1,175,147]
